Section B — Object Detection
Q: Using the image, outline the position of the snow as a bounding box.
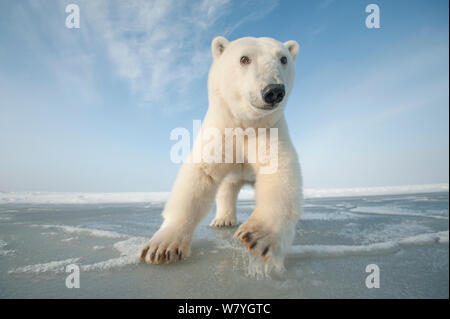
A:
[350,206,449,220]
[0,183,447,204]
[31,224,126,239]
[0,192,169,204]
[0,240,15,256]
[8,258,80,274]
[303,183,449,198]
[290,231,449,258]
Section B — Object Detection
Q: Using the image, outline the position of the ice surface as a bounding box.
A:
[0,192,169,204]
[81,237,148,271]
[303,183,449,198]
[350,206,449,220]
[290,231,448,258]
[0,240,15,257]
[8,258,80,274]
[0,191,448,298]
[0,183,447,204]
[31,224,126,239]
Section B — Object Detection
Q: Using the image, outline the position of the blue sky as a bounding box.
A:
[0,0,448,192]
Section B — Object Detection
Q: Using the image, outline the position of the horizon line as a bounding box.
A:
[0,183,448,204]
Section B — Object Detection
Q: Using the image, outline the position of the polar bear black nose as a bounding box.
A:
[262,84,285,105]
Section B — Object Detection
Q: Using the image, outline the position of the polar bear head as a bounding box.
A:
[209,36,299,122]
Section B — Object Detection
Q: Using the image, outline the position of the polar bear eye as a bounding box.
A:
[280,56,288,65]
[240,56,251,65]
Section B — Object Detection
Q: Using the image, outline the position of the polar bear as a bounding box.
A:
[139,36,302,273]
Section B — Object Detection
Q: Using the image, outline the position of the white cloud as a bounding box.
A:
[70,0,277,108]
[2,0,278,110]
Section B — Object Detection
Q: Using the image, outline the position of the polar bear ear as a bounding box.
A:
[284,40,300,60]
[211,36,229,59]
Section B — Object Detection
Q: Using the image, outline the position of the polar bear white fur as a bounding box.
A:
[139,36,302,273]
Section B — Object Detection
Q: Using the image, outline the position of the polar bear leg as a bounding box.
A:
[210,179,243,227]
[234,150,301,273]
[140,163,227,264]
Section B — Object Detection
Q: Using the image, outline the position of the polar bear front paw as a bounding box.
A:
[139,226,192,264]
[233,218,280,261]
[209,215,237,227]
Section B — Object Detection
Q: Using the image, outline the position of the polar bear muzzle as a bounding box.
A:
[261,84,285,108]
